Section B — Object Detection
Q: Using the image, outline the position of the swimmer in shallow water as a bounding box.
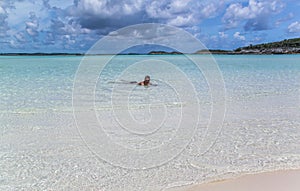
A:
[129,75,157,86]
[137,75,152,86]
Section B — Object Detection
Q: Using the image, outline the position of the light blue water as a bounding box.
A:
[1,55,299,111]
[0,56,78,112]
[0,55,300,190]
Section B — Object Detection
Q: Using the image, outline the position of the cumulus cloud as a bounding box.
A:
[78,0,143,16]
[244,14,270,31]
[43,31,55,45]
[0,4,9,37]
[0,5,5,14]
[199,2,221,18]
[1,0,231,52]
[67,0,147,33]
[288,21,300,33]
[145,0,200,27]
[25,12,39,38]
[234,32,246,40]
[1,0,85,51]
[68,0,225,32]
[9,11,40,46]
[43,16,94,50]
[14,32,27,43]
[222,0,285,31]
[0,0,296,52]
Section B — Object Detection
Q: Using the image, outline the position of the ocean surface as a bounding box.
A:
[1,55,300,190]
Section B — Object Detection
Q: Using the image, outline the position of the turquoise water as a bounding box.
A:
[0,56,78,112]
[2,55,299,111]
[1,55,300,190]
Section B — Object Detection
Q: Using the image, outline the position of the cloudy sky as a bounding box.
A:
[0,0,299,53]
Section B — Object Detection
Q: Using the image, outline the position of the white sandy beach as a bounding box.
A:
[167,169,300,191]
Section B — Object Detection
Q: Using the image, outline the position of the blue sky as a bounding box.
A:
[0,0,299,53]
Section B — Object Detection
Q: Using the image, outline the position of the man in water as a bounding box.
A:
[137,75,152,86]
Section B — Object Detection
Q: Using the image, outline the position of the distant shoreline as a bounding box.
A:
[0,53,84,56]
[0,50,300,56]
[1,37,299,56]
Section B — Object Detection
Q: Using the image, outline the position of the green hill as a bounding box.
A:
[235,38,300,54]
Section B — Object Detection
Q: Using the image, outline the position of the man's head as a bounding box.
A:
[144,75,150,85]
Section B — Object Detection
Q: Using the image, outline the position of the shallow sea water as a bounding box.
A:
[0,55,300,190]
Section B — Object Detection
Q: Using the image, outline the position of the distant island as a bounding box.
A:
[195,49,232,54]
[0,53,84,56]
[1,38,299,56]
[147,51,183,55]
[146,37,300,55]
[233,37,300,54]
[196,38,300,55]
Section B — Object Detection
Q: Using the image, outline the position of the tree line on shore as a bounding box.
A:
[1,38,299,55]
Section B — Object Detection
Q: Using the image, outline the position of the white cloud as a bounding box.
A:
[46,0,73,9]
[288,21,300,33]
[146,1,173,19]
[9,39,19,48]
[6,0,50,31]
[234,32,246,40]
[167,15,195,27]
[0,6,5,14]
[147,0,225,27]
[223,0,264,28]
[146,0,199,27]
[222,0,285,30]
[25,12,39,37]
[69,0,225,29]
[14,32,26,42]
[0,3,9,37]
[219,32,228,39]
[7,1,35,27]
[1,0,291,52]
[200,2,220,18]
[74,0,143,17]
